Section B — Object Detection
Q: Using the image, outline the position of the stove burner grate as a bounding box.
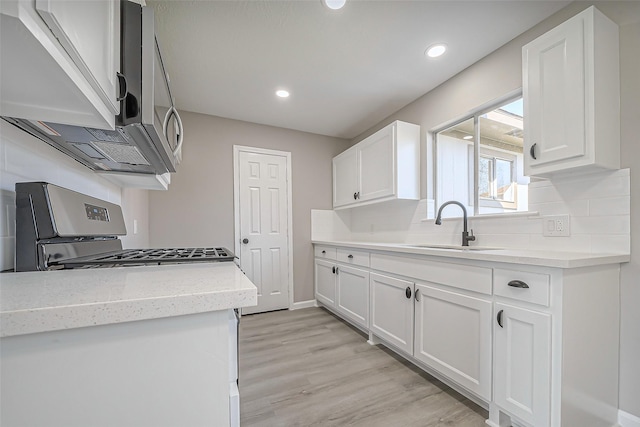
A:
[56,247,235,268]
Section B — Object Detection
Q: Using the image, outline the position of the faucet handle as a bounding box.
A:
[468,229,476,242]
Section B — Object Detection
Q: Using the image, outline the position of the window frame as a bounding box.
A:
[433,92,524,217]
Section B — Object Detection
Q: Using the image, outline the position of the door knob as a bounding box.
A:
[242,238,249,244]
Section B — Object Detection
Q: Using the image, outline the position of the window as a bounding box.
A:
[435,97,528,217]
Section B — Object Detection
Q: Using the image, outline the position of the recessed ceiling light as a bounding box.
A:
[276,90,290,98]
[322,0,346,10]
[463,135,473,140]
[426,44,447,58]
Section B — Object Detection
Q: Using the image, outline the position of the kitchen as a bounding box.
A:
[0,1,638,426]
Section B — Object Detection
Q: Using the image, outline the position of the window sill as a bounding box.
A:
[420,211,540,222]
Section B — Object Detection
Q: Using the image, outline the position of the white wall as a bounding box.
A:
[148,111,349,303]
[0,121,150,271]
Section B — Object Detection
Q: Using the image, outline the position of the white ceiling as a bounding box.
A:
[148,0,569,139]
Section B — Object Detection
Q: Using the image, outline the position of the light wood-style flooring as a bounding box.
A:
[239,307,488,427]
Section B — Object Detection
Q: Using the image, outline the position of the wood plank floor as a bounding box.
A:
[239,307,488,427]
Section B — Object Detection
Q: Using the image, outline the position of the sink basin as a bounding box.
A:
[401,244,500,251]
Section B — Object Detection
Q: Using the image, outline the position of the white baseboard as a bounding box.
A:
[289,300,317,310]
[619,410,640,427]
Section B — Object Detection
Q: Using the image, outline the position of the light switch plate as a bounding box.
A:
[542,214,570,237]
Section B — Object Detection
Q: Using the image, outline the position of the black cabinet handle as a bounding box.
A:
[348,254,353,259]
[530,143,537,160]
[332,266,335,274]
[508,280,530,289]
[415,288,420,302]
[116,72,128,102]
[242,238,249,244]
[321,250,326,254]
[405,286,412,299]
[497,310,504,328]
[354,192,358,200]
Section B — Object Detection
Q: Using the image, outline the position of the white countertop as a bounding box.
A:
[313,240,630,269]
[0,262,257,338]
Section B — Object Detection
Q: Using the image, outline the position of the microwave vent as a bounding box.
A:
[86,127,126,143]
[90,141,151,166]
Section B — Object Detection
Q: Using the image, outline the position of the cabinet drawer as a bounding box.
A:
[314,246,336,260]
[494,269,550,307]
[337,248,369,267]
[371,253,492,295]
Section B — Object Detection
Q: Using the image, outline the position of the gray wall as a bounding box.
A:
[350,1,640,418]
[148,112,349,303]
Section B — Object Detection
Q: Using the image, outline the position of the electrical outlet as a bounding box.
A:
[542,215,570,237]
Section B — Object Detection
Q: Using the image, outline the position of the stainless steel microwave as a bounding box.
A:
[2,0,183,175]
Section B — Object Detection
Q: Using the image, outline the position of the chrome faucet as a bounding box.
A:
[435,201,476,246]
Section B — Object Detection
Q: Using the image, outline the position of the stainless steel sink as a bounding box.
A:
[401,244,499,251]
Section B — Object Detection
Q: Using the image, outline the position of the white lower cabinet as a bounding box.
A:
[315,256,370,330]
[336,264,369,329]
[315,258,336,307]
[414,283,492,400]
[494,302,551,427]
[369,272,414,354]
[313,244,621,427]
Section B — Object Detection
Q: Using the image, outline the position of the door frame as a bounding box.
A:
[233,145,294,310]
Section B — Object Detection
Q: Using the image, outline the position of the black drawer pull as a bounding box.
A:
[348,254,354,259]
[321,250,326,254]
[508,280,530,289]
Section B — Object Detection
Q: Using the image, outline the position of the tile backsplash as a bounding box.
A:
[312,168,630,254]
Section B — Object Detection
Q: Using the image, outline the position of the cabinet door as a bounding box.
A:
[523,11,586,171]
[370,272,413,354]
[315,259,336,307]
[494,302,551,427]
[332,147,359,208]
[414,283,492,400]
[336,264,369,329]
[358,124,395,202]
[36,0,120,113]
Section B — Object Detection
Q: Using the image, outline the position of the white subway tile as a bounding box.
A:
[528,234,592,252]
[571,215,629,235]
[589,196,631,216]
[528,199,590,217]
[529,184,563,204]
[473,234,531,250]
[590,235,630,254]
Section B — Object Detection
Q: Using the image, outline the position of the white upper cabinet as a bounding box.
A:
[1,0,120,129]
[332,146,359,207]
[333,121,420,209]
[523,6,619,177]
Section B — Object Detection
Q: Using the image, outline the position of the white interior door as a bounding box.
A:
[235,147,291,314]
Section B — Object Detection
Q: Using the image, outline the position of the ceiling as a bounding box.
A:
[148,0,569,140]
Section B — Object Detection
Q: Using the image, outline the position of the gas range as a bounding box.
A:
[15,182,234,271]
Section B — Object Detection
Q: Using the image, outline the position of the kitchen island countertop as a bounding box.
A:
[0,262,257,338]
[312,240,630,269]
